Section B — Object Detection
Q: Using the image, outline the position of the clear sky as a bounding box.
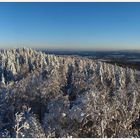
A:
[0,2,140,50]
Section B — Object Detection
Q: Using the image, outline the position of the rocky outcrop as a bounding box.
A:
[0,48,140,138]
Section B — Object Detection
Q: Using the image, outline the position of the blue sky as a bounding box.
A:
[0,2,140,50]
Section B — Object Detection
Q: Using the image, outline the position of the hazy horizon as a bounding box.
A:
[0,2,140,50]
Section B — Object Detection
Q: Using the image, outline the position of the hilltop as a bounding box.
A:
[0,48,140,138]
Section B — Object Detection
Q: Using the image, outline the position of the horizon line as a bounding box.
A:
[0,46,140,52]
